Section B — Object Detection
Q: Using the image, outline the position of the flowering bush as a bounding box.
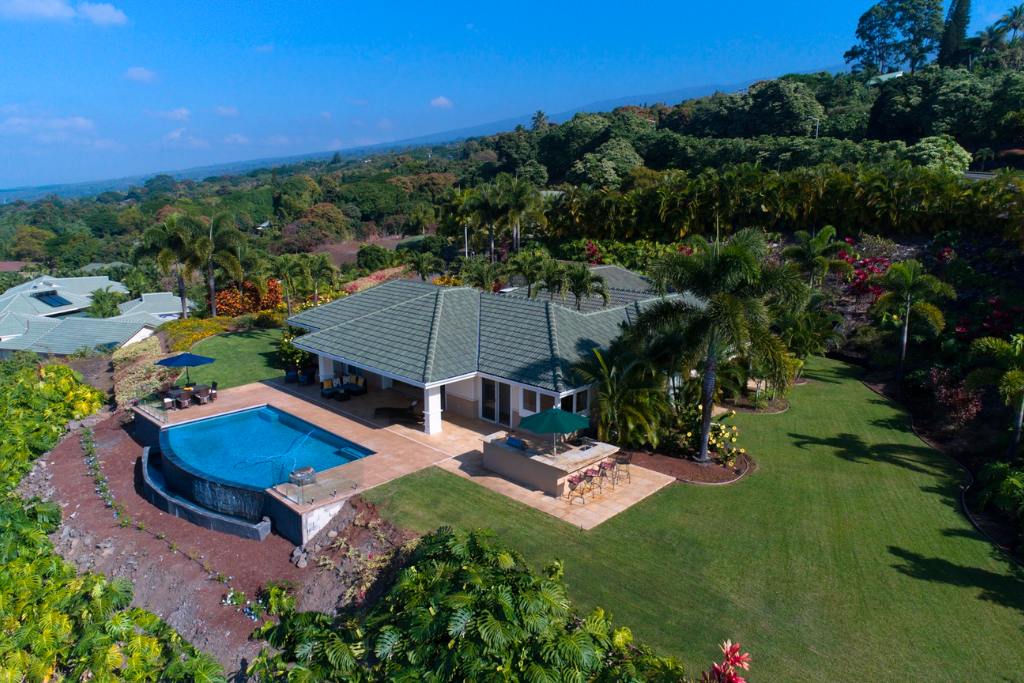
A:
[112,336,175,410]
[955,296,1024,342]
[701,640,752,683]
[160,317,230,351]
[673,403,744,462]
[929,367,982,432]
[432,274,462,287]
[341,265,405,295]
[212,279,282,317]
[277,332,310,368]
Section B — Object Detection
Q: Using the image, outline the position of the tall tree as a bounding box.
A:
[1002,3,1024,39]
[897,0,945,73]
[305,252,337,306]
[459,257,505,292]
[967,334,1024,460]
[495,173,544,255]
[131,212,197,319]
[531,110,550,130]
[537,259,568,302]
[978,23,1008,52]
[188,213,243,318]
[871,259,955,384]
[845,1,902,74]
[781,225,855,286]
[403,250,443,282]
[938,0,972,66]
[637,228,804,463]
[273,254,306,318]
[464,183,504,263]
[506,250,548,298]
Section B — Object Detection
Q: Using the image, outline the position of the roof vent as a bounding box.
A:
[498,286,519,293]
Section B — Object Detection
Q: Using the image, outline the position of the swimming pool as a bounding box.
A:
[159,406,374,490]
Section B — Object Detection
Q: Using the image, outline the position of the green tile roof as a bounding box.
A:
[118,292,192,316]
[288,274,676,392]
[0,275,129,316]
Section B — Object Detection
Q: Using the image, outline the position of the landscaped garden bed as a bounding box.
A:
[633,449,752,484]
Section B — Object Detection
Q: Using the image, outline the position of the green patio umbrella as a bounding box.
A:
[516,408,590,454]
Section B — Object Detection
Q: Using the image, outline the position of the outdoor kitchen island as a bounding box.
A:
[481,434,619,497]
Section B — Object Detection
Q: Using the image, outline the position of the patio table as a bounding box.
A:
[166,385,209,406]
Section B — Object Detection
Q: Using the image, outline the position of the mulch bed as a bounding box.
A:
[67,356,115,396]
[633,450,751,484]
[726,396,789,414]
[16,412,409,675]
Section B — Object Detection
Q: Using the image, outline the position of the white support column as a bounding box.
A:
[424,385,443,435]
[318,355,334,383]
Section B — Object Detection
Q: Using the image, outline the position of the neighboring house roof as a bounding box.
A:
[288,274,681,393]
[867,71,904,85]
[110,312,170,327]
[0,276,130,317]
[80,262,130,272]
[0,261,30,272]
[0,315,148,355]
[118,291,193,316]
[5,275,128,297]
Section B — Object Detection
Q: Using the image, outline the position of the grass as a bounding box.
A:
[179,329,286,390]
[363,357,1024,681]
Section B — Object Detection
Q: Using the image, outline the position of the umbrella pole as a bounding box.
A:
[553,433,556,455]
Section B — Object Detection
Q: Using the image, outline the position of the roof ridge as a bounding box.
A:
[422,288,445,383]
[308,285,436,332]
[544,301,564,393]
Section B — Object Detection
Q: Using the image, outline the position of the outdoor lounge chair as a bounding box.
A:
[320,379,339,399]
[373,400,421,425]
[342,375,367,396]
[285,365,299,383]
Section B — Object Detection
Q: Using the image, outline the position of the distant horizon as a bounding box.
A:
[0,0,1009,188]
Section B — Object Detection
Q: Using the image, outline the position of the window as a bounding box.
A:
[575,389,589,414]
[539,393,555,411]
[345,364,363,378]
[522,389,538,413]
[561,395,573,412]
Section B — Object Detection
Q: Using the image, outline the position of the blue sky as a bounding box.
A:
[0,0,1008,188]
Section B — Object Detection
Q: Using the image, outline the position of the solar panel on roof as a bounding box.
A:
[49,295,71,306]
[38,295,71,307]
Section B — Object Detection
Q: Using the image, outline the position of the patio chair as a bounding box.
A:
[320,379,339,399]
[342,375,368,397]
[175,395,192,410]
[297,367,315,385]
[210,381,218,402]
[584,468,602,497]
[613,450,633,485]
[162,396,175,411]
[195,388,211,405]
[565,474,586,505]
[598,458,616,489]
[285,365,299,383]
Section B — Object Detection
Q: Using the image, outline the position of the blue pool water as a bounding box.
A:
[159,406,374,490]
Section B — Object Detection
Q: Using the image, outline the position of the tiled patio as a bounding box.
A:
[152,379,675,529]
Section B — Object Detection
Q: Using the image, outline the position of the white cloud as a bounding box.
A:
[123,66,156,82]
[0,0,127,23]
[146,107,190,121]
[0,115,94,136]
[223,133,249,145]
[263,134,291,146]
[377,118,392,130]
[214,105,239,117]
[430,96,454,110]
[76,2,125,24]
[319,111,332,122]
[0,104,22,115]
[160,127,208,148]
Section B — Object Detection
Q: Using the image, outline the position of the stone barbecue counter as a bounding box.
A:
[481,434,619,497]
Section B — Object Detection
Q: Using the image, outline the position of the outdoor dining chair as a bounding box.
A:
[565,474,586,505]
[196,388,211,405]
[210,381,218,402]
[598,458,617,489]
[584,468,602,497]
[613,450,633,485]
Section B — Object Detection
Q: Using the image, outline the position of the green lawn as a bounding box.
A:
[363,357,1024,681]
[180,329,286,389]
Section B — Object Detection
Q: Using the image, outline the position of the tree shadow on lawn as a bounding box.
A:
[788,431,951,476]
[888,545,1024,617]
[801,363,860,385]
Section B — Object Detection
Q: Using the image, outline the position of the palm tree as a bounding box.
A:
[305,252,337,306]
[86,285,129,318]
[189,213,243,317]
[496,173,545,255]
[404,250,443,282]
[236,242,270,299]
[459,257,504,292]
[1002,4,1024,39]
[537,259,567,302]
[872,259,956,384]
[967,334,1024,460]
[273,254,306,317]
[564,263,610,312]
[506,250,547,297]
[975,147,996,171]
[781,225,854,286]
[978,24,1008,52]
[131,212,197,319]
[464,183,505,262]
[638,228,805,463]
[775,303,844,379]
[571,348,667,448]
[531,110,550,130]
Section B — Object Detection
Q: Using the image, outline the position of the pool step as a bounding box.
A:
[258,407,280,423]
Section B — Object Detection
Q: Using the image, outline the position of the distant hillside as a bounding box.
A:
[0,77,767,204]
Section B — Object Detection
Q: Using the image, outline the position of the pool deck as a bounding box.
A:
[153,379,674,530]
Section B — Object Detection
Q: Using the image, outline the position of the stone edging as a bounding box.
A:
[860,380,1024,569]
[675,453,759,487]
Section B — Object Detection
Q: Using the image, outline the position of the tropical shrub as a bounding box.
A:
[0,363,226,682]
[356,243,399,272]
[978,460,1024,536]
[929,367,982,434]
[160,316,230,351]
[277,332,310,368]
[342,266,406,295]
[672,403,744,463]
[254,309,285,329]
[234,312,258,329]
[213,279,283,317]
[111,335,175,409]
[431,274,462,287]
[248,527,689,682]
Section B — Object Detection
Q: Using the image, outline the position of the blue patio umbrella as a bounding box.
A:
[156,353,215,385]
[516,408,590,454]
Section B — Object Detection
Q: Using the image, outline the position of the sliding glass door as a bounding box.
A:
[481,378,512,427]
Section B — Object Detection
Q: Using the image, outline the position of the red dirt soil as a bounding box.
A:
[315,236,405,265]
[633,450,751,484]
[18,412,408,676]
